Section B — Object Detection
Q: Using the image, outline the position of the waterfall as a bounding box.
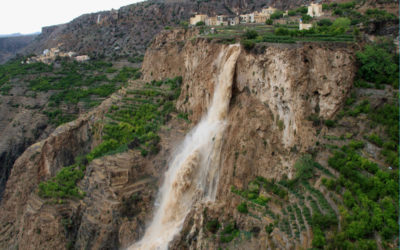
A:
[129,44,241,250]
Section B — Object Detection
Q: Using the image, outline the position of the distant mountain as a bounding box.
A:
[0,34,39,63]
[20,0,306,60]
[0,33,40,38]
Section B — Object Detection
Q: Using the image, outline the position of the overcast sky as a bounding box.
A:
[0,0,142,35]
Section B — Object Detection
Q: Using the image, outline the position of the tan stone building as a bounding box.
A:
[307,3,323,17]
[299,20,313,30]
[190,14,208,25]
[240,13,254,23]
[254,12,270,23]
[261,6,277,15]
[216,15,229,26]
[206,16,218,26]
[228,17,240,26]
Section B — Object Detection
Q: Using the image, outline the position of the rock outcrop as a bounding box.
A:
[141,29,356,248]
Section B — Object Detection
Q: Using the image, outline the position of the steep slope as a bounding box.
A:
[0,28,360,249]
[142,29,357,249]
[0,58,140,200]
[19,0,312,60]
[142,29,398,249]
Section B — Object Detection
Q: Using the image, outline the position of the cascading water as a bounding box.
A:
[129,44,241,250]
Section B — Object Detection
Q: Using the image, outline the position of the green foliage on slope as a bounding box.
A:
[38,77,183,200]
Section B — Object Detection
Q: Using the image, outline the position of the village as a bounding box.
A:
[23,45,90,65]
[189,3,323,30]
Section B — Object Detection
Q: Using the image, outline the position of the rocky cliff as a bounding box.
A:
[142,29,356,249]
[0,28,358,249]
[16,0,311,61]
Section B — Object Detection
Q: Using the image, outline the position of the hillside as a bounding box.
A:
[0,0,398,249]
[2,0,397,64]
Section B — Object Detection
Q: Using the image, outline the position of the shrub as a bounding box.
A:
[205,219,220,233]
[329,17,351,35]
[274,27,290,36]
[243,29,258,39]
[38,164,85,199]
[265,223,274,234]
[301,14,313,23]
[324,119,335,127]
[356,44,398,86]
[265,19,273,25]
[296,6,308,14]
[365,9,397,22]
[220,222,239,243]
[312,228,326,248]
[294,155,315,181]
[241,39,255,50]
[288,10,296,16]
[366,133,383,147]
[348,140,365,150]
[237,202,248,213]
[196,21,205,26]
[271,10,284,19]
[312,213,338,230]
[317,19,333,26]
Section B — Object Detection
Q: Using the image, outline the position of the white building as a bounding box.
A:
[299,20,312,30]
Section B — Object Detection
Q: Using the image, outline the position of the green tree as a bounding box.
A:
[265,19,273,25]
[356,44,399,86]
[243,29,258,39]
[312,228,326,248]
[271,10,284,19]
[329,17,350,35]
[196,21,205,26]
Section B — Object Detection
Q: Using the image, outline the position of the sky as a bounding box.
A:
[0,0,142,35]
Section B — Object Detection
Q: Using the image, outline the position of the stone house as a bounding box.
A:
[240,13,254,23]
[307,3,323,17]
[299,20,313,30]
[261,7,277,15]
[216,15,229,26]
[206,16,218,26]
[228,17,240,26]
[190,14,208,25]
[254,12,270,23]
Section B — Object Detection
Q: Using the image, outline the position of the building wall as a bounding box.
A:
[299,23,313,30]
[206,17,217,26]
[261,7,277,15]
[254,13,269,23]
[307,4,322,17]
[190,14,208,25]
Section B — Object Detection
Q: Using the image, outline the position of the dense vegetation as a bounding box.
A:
[226,38,399,248]
[355,42,399,88]
[88,76,182,160]
[0,57,140,126]
[38,77,183,200]
[38,159,86,199]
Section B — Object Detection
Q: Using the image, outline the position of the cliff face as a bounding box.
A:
[142,29,356,248]
[0,28,356,249]
[0,81,191,249]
